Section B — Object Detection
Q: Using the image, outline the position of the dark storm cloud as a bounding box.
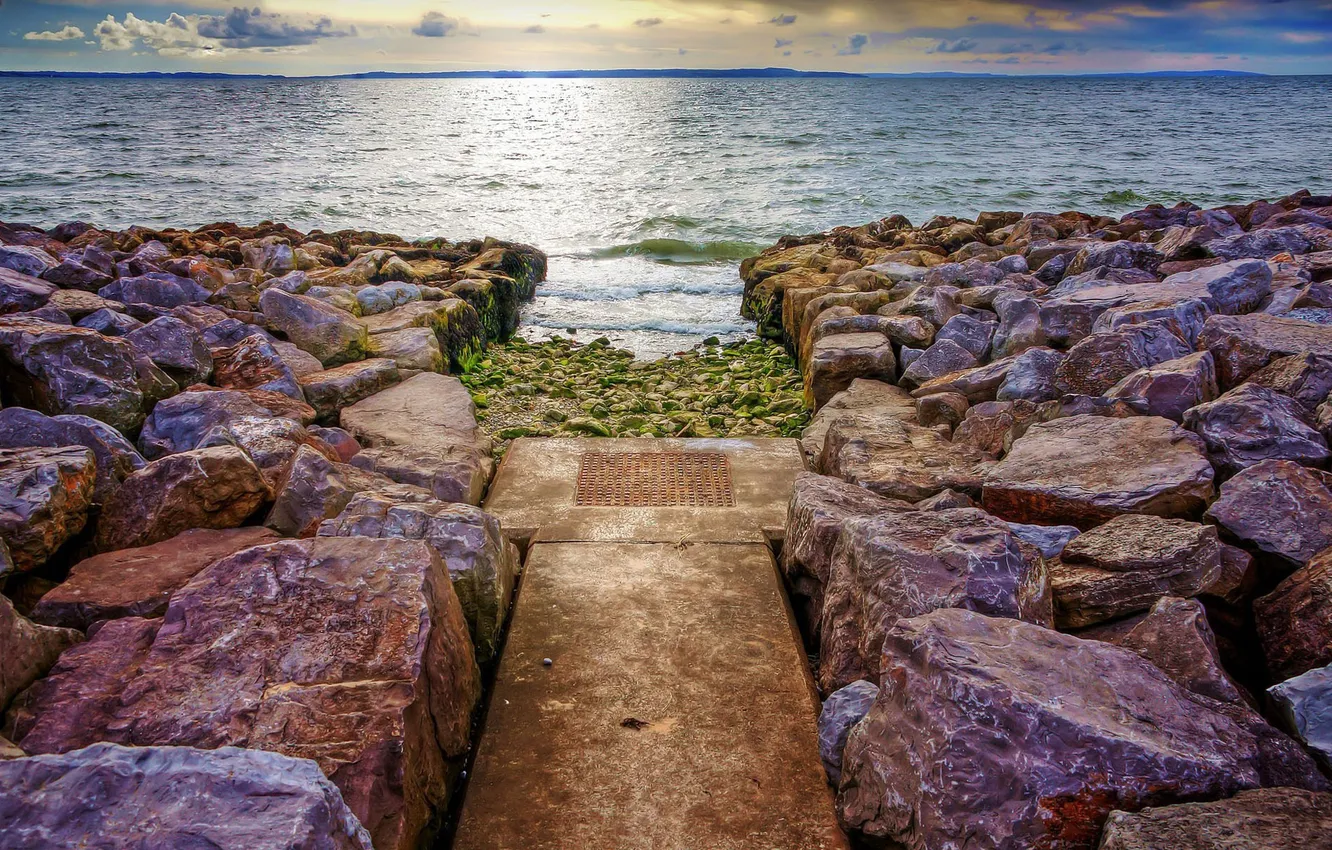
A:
[412,11,461,38]
[635,17,664,27]
[196,7,354,47]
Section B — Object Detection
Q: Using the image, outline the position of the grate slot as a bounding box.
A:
[575,452,735,508]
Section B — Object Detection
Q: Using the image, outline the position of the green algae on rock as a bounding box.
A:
[460,336,810,455]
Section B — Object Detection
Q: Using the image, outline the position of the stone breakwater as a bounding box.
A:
[0,218,545,849]
[758,188,1332,847]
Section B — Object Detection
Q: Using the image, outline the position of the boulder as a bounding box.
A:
[339,374,492,505]
[125,316,213,386]
[1199,313,1332,388]
[1206,225,1328,260]
[1183,383,1328,477]
[1004,521,1080,558]
[211,333,304,400]
[1050,515,1223,628]
[1245,351,1332,413]
[30,527,280,631]
[995,346,1064,403]
[1254,548,1332,680]
[1,594,80,712]
[195,414,337,490]
[818,508,1052,692]
[0,408,144,505]
[1063,239,1163,277]
[909,355,1015,404]
[6,537,481,850]
[99,272,210,308]
[899,338,978,390]
[983,415,1214,528]
[804,332,896,410]
[1105,351,1218,422]
[368,327,445,373]
[0,446,96,575]
[1095,596,1249,706]
[259,288,369,367]
[138,388,306,460]
[1206,460,1332,570]
[818,680,878,786]
[0,268,56,314]
[0,318,147,434]
[1054,322,1192,396]
[318,492,519,661]
[1092,296,1213,346]
[950,399,1038,457]
[0,246,57,278]
[77,307,142,336]
[361,299,484,372]
[0,743,374,850]
[1269,664,1332,770]
[837,608,1327,850]
[264,444,420,538]
[781,472,913,637]
[801,379,916,462]
[934,313,995,359]
[991,292,1045,357]
[914,392,968,432]
[1098,787,1332,850]
[819,414,991,502]
[298,358,401,423]
[94,446,270,552]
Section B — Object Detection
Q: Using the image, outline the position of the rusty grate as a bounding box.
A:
[575,452,735,508]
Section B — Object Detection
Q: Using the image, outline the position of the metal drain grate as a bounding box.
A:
[575,452,735,507]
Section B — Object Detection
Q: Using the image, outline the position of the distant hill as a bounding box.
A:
[0,67,1273,81]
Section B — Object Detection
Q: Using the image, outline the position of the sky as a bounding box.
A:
[1,0,1330,75]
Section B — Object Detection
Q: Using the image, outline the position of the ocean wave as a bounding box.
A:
[630,214,704,232]
[1100,189,1152,205]
[537,281,744,301]
[589,238,763,263]
[526,318,752,335]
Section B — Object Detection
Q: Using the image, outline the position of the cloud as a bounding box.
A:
[524,24,545,34]
[24,25,86,42]
[930,38,979,53]
[775,38,793,48]
[634,18,663,27]
[412,11,460,38]
[769,14,797,26]
[838,32,870,55]
[91,8,354,55]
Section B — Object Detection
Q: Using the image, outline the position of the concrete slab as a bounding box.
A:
[452,541,847,850]
[482,438,806,549]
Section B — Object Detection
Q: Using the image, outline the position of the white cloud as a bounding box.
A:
[92,8,354,56]
[24,25,86,42]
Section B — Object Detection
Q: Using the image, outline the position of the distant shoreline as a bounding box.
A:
[0,67,1280,82]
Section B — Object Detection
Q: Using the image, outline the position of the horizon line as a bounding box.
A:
[0,67,1299,81]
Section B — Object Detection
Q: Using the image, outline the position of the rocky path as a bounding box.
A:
[453,438,845,850]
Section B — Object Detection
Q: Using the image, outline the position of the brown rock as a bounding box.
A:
[318,492,519,660]
[94,446,270,552]
[1246,351,1332,413]
[195,414,339,491]
[914,391,968,432]
[299,358,402,422]
[265,444,424,538]
[1106,596,1251,706]
[0,446,95,574]
[1255,548,1332,680]
[1,594,80,712]
[818,509,1052,692]
[1205,459,1332,570]
[837,609,1326,850]
[801,379,916,463]
[211,333,305,400]
[780,472,913,640]
[1099,787,1332,850]
[1051,514,1223,628]
[1105,351,1219,422]
[7,537,481,850]
[1054,322,1192,396]
[29,527,279,630]
[803,332,896,410]
[951,399,1039,457]
[820,414,992,502]
[1199,313,1332,388]
[983,414,1215,529]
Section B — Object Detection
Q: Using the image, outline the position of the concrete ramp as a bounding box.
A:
[452,438,846,850]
